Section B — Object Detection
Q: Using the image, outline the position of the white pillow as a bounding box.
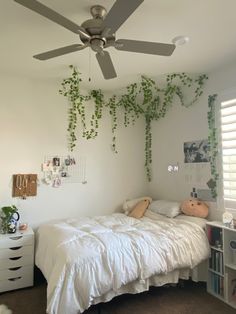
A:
[149,200,180,218]
[122,196,152,215]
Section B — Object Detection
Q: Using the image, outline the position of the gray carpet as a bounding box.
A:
[0,279,235,314]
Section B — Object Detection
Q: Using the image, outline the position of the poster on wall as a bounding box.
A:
[184,139,210,163]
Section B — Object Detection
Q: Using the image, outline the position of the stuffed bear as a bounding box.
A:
[181,199,209,218]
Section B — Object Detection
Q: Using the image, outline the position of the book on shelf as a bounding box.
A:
[216,252,219,272]
[210,249,224,274]
[208,227,212,244]
[211,273,224,296]
[231,279,236,300]
[208,226,223,249]
[220,254,224,274]
[220,277,224,297]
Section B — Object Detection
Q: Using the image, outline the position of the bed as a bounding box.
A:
[35,210,210,314]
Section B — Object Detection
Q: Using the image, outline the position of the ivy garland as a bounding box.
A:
[59,65,208,181]
[207,94,219,198]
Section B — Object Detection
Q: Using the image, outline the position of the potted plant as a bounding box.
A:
[0,205,20,234]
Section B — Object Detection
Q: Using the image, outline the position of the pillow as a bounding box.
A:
[122,196,152,215]
[181,199,209,218]
[128,199,150,219]
[148,200,180,218]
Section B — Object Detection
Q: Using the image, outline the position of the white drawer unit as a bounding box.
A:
[0,227,34,292]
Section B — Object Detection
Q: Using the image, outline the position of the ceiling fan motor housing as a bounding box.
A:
[80,5,115,49]
[90,5,107,19]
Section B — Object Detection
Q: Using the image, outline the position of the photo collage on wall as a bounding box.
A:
[42,155,86,187]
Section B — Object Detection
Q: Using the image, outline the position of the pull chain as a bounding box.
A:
[88,47,91,82]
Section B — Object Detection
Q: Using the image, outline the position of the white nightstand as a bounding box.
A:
[0,227,34,293]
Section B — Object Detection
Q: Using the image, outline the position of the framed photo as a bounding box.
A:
[184,139,210,163]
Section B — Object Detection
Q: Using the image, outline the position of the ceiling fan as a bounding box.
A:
[14,0,176,80]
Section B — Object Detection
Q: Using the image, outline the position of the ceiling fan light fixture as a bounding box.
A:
[90,37,105,53]
[172,35,189,46]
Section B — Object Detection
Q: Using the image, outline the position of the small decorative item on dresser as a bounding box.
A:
[222,211,233,228]
[0,205,20,234]
[19,222,28,231]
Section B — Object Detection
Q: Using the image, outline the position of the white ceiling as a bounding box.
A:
[1,0,236,91]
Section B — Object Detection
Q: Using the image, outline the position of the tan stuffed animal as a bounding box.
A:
[181,199,209,218]
[129,199,150,219]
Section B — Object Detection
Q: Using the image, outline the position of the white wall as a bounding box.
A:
[2,60,236,228]
[0,74,148,228]
[149,61,236,220]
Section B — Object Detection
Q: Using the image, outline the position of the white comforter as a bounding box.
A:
[35,213,210,314]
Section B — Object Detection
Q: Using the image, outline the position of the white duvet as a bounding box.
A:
[35,213,210,314]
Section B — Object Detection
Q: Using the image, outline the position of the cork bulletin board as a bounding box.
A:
[12,174,37,198]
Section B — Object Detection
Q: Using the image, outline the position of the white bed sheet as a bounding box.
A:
[35,213,210,314]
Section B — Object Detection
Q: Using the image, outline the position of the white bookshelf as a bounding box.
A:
[206,221,236,309]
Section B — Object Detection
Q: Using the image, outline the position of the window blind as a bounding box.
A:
[221,97,236,210]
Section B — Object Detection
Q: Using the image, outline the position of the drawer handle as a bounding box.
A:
[8,277,22,282]
[9,236,23,240]
[9,246,22,250]
[9,256,22,261]
[9,267,22,271]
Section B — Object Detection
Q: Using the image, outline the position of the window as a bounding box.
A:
[220,92,236,211]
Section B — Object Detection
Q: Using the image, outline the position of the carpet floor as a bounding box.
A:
[0,279,235,314]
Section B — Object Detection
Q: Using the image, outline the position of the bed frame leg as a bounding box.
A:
[178,279,185,288]
[97,304,101,314]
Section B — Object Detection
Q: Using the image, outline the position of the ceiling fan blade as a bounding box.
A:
[96,51,117,80]
[33,44,87,60]
[115,39,176,56]
[14,0,91,38]
[101,0,144,35]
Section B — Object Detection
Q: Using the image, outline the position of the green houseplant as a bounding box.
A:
[60,67,208,181]
[0,205,20,234]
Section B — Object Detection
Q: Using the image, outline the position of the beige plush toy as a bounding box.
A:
[181,199,209,218]
[128,199,150,219]
[123,196,152,215]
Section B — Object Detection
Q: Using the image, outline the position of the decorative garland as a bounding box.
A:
[59,65,208,181]
[207,94,219,198]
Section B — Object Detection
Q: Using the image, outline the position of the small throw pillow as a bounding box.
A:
[149,200,180,218]
[129,199,150,219]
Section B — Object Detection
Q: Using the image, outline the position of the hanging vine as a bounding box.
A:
[207,94,219,198]
[60,66,208,181]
